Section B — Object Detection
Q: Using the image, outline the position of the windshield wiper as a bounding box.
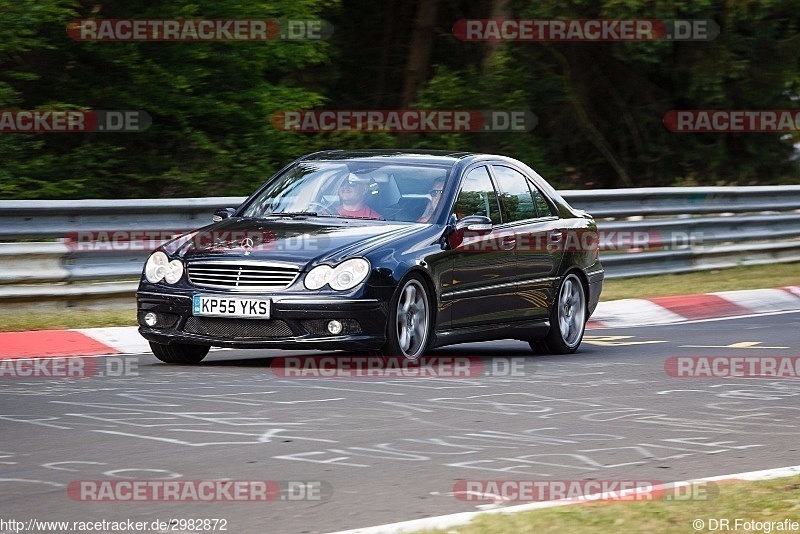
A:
[333,215,386,221]
[263,211,318,218]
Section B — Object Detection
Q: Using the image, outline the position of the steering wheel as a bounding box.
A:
[306,201,334,215]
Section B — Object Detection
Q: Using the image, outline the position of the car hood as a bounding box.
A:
[163,217,422,267]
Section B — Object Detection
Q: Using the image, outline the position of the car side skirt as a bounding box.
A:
[431,319,551,348]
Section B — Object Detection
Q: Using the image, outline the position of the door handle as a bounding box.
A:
[547,231,563,252]
[500,235,517,250]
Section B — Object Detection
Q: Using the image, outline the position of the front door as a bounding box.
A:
[445,165,521,329]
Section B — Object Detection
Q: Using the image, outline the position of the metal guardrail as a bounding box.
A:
[1,187,798,308]
[0,197,244,240]
[562,185,800,218]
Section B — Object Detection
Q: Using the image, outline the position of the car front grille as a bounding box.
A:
[187,261,300,291]
[183,317,294,339]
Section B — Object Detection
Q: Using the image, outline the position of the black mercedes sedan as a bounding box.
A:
[137,150,604,363]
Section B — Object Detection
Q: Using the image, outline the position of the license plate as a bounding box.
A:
[192,295,271,318]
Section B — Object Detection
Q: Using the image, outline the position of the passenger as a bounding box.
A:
[417,179,445,222]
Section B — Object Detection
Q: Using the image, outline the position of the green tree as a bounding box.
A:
[0,0,338,199]
[1,0,799,199]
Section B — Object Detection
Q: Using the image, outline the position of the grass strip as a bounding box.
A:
[415,474,800,534]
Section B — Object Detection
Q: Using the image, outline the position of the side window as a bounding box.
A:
[455,166,502,224]
[528,180,557,217]
[492,165,536,223]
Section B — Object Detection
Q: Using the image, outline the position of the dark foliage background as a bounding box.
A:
[1,0,799,199]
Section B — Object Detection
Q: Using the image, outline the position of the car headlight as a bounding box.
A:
[330,258,370,290]
[164,258,184,284]
[304,264,333,290]
[145,251,184,284]
[304,258,370,291]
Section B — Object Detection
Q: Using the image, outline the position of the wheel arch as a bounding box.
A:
[396,266,438,321]
[564,268,591,316]
[381,267,437,359]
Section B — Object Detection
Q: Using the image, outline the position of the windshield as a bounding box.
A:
[239,161,451,223]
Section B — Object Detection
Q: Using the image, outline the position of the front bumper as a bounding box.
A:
[137,289,391,351]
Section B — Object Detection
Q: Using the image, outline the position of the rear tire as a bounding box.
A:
[529,272,587,355]
[376,275,432,360]
[149,341,209,364]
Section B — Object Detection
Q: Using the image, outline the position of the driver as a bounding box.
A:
[335,173,382,219]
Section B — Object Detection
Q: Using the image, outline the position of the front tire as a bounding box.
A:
[149,341,210,364]
[377,275,432,360]
[529,272,587,355]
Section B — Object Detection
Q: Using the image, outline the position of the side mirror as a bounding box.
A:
[212,207,236,222]
[455,215,493,233]
[443,214,493,250]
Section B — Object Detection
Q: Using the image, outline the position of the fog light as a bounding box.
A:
[144,312,158,327]
[327,320,343,335]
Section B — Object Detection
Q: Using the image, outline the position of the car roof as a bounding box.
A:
[300,149,478,165]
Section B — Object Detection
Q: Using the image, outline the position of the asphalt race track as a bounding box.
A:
[2,312,799,533]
